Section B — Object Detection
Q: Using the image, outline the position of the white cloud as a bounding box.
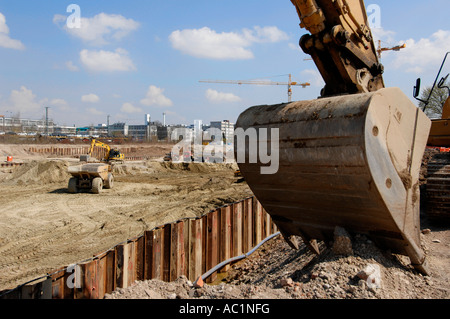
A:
[371,27,396,45]
[169,26,288,60]
[140,85,173,107]
[8,86,42,114]
[53,12,140,46]
[205,89,241,103]
[391,30,450,74]
[0,12,25,50]
[80,48,136,72]
[121,102,142,114]
[242,26,289,43]
[81,94,100,103]
[66,61,79,72]
[87,107,104,115]
[300,69,325,88]
[50,98,71,111]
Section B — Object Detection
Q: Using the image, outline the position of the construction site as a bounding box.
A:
[0,139,448,300]
[0,0,449,303]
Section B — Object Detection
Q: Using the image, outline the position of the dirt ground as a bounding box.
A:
[0,144,449,300]
[0,144,252,291]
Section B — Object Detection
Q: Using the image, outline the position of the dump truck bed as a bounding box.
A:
[68,163,110,180]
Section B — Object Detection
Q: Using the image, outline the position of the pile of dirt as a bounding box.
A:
[159,161,237,173]
[0,145,35,159]
[105,275,292,300]
[111,161,237,177]
[4,160,71,185]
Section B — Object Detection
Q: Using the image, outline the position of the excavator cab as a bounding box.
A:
[108,148,125,162]
[235,0,431,274]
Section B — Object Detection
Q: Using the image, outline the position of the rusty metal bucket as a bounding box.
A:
[235,88,431,274]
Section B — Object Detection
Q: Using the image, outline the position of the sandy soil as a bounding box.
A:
[0,144,252,290]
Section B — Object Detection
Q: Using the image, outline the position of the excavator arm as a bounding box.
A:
[291,0,384,96]
[88,138,111,162]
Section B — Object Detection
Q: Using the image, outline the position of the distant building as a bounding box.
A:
[210,120,235,144]
[53,126,77,135]
[1,117,55,134]
[128,124,149,141]
[108,121,162,142]
[108,122,128,137]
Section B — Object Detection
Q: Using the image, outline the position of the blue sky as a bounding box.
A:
[0,0,449,127]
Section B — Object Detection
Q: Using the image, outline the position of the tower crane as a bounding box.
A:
[199,74,310,102]
[377,40,406,59]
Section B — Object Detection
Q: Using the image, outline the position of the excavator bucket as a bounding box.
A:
[235,87,431,274]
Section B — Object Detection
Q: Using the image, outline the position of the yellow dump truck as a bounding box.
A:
[67,138,121,194]
[68,163,114,194]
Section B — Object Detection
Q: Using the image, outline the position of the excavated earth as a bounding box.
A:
[0,144,252,291]
[0,144,449,300]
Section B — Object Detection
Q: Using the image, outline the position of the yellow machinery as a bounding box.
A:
[235,0,431,274]
[87,138,125,163]
[414,54,450,220]
[67,138,123,194]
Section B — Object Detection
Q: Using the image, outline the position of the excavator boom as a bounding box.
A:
[291,0,384,96]
[235,0,431,274]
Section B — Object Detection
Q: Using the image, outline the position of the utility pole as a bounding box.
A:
[107,115,110,136]
[45,107,50,135]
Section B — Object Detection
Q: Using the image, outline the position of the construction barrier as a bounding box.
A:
[0,196,278,299]
[27,146,148,161]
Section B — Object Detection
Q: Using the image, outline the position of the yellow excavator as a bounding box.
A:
[235,0,431,274]
[86,138,125,163]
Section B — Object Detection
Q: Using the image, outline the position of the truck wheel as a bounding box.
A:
[104,173,114,189]
[68,178,78,193]
[92,177,103,194]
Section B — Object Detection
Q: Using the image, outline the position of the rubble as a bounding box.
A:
[105,219,450,299]
[332,226,353,256]
[357,264,382,290]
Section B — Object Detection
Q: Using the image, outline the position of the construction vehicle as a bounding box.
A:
[235,0,431,274]
[67,138,123,194]
[413,53,450,221]
[84,138,125,163]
